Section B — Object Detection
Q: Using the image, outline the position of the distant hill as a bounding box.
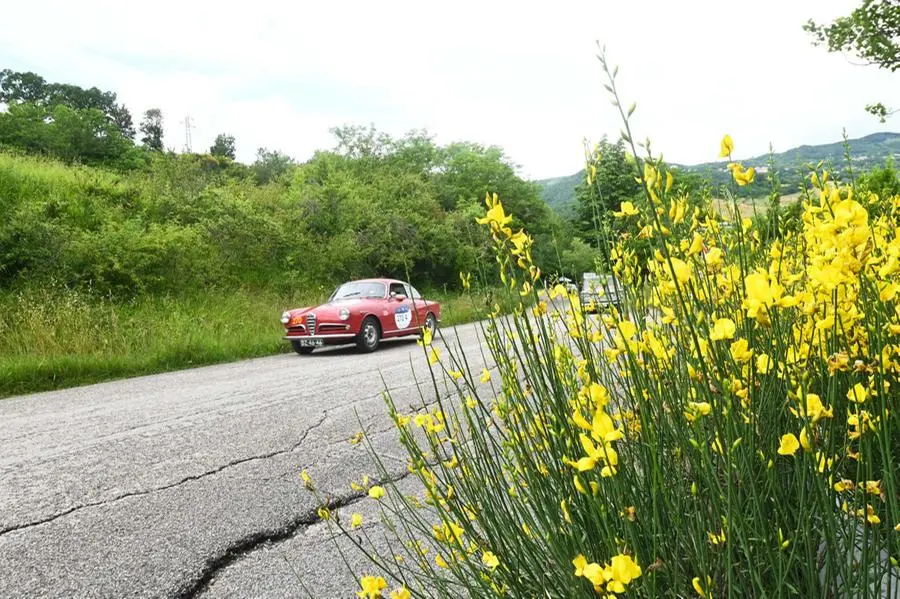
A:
[535,171,584,216]
[537,131,900,214]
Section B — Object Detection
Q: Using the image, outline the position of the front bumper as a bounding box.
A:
[581,294,618,307]
[284,333,356,341]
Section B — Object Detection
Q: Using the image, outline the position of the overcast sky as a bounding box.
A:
[1,0,895,179]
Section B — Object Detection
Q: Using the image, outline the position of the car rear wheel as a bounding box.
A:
[356,317,381,352]
[291,341,315,355]
[422,313,437,338]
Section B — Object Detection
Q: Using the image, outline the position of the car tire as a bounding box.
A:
[291,341,315,355]
[422,313,438,338]
[356,317,381,353]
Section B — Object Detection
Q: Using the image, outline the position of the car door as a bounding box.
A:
[405,284,426,328]
[386,282,414,335]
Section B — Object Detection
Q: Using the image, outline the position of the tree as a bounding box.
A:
[252,147,295,184]
[559,238,601,278]
[45,105,132,164]
[0,69,47,104]
[574,138,642,244]
[858,157,900,202]
[330,124,394,159]
[0,102,134,166]
[805,0,899,121]
[0,102,49,155]
[140,109,164,152]
[0,69,136,137]
[805,0,900,71]
[108,104,135,139]
[209,133,236,159]
[431,140,563,270]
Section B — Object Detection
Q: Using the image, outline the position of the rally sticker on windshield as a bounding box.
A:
[394,304,412,328]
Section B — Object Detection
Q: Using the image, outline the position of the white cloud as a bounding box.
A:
[0,0,894,178]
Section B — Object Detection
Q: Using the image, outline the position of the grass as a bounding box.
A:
[0,287,302,398]
[0,284,498,398]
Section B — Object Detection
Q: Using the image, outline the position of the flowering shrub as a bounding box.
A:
[309,55,900,598]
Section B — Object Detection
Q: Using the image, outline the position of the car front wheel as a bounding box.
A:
[356,317,381,352]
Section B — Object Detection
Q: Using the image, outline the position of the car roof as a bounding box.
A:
[342,278,406,285]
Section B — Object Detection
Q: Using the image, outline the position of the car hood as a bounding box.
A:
[289,298,372,319]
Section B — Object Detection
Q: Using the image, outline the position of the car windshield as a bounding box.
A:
[583,274,617,291]
[331,281,386,300]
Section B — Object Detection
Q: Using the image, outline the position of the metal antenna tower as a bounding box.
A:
[180,116,195,153]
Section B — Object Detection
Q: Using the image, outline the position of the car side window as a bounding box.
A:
[409,286,422,299]
[389,283,406,297]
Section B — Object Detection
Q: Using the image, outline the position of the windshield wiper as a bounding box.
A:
[338,291,361,298]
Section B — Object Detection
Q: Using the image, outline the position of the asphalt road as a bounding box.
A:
[0,322,489,599]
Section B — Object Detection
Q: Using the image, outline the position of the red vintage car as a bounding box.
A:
[280,278,441,354]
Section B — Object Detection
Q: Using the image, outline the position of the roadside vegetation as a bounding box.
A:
[0,70,581,397]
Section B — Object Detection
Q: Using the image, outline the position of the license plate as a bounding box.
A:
[299,338,324,347]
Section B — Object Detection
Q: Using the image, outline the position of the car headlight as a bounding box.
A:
[281,311,291,324]
[338,308,350,321]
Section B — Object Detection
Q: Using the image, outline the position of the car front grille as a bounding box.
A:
[306,314,316,335]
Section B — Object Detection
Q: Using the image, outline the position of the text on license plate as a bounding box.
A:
[298,338,324,347]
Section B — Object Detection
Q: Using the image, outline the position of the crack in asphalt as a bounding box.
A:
[178,388,453,598]
[0,411,330,537]
[0,376,430,538]
[177,467,415,599]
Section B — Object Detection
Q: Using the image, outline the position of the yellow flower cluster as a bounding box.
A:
[557,133,897,592]
[356,575,409,599]
[564,382,623,478]
[573,552,642,596]
[475,192,541,292]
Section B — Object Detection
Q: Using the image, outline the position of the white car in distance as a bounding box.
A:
[580,272,621,312]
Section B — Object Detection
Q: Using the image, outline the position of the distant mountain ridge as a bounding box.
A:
[537,131,900,214]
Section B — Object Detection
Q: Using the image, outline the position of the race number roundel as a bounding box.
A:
[394,304,412,329]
